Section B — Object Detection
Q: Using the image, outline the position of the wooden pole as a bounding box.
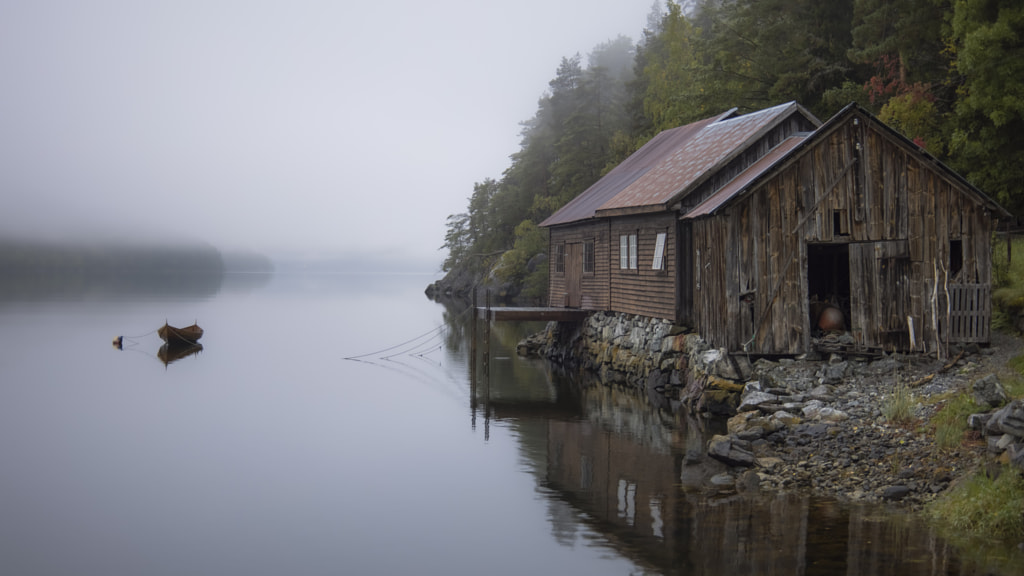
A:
[470,287,478,430]
[484,289,492,442]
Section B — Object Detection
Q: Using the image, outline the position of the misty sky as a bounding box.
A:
[0,1,654,265]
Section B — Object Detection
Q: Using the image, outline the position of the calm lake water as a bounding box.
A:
[0,271,1021,575]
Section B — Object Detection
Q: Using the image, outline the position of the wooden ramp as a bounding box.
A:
[476,307,590,322]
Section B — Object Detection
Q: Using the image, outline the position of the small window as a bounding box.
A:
[652,232,667,270]
[554,243,565,274]
[950,239,963,279]
[833,209,849,236]
[583,240,595,273]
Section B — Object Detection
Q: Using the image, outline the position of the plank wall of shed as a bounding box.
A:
[548,221,611,311]
[609,214,678,321]
[692,112,994,354]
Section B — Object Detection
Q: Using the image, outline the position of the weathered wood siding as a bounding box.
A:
[548,221,611,310]
[609,213,678,321]
[692,110,995,354]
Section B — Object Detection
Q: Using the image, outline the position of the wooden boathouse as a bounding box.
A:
[540,102,1008,356]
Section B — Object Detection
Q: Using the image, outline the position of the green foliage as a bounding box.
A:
[931,392,983,450]
[927,466,1024,538]
[990,237,1024,330]
[491,220,549,304]
[494,221,547,283]
[947,0,1024,215]
[879,89,944,153]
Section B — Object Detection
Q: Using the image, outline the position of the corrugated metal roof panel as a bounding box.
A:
[539,111,732,228]
[596,102,800,214]
[683,136,806,219]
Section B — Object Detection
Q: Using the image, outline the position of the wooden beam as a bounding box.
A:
[477,307,591,322]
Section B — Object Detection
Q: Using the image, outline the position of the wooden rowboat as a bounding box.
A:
[158,322,204,344]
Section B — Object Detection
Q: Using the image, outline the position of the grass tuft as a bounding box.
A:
[926,466,1024,538]
[882,381,915,424]
[931,392,984,451]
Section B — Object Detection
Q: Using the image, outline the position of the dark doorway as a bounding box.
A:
[807,244,850,331]
[564,243,582,308]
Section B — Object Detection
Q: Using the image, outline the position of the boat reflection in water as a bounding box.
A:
[157,341,203,366]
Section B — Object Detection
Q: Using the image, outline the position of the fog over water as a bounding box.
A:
[0,0,654,266]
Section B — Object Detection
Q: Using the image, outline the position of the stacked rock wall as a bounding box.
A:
[518,312,748,414]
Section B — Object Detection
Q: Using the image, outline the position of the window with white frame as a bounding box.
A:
[652,232,666,270]
[620,234,638,270]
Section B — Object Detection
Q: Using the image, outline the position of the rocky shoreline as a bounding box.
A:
[520,313,1024,509]
[712,346,1015,508]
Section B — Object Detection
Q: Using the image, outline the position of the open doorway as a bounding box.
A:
[807,244,850,332]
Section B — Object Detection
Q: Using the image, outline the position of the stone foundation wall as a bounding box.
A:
[518,311,749,414]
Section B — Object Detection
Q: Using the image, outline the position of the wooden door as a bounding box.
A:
[849,241,912,348]
[565,243,582,308]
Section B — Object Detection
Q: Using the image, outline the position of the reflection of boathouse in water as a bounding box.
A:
[542,383,973,574]
[462,308,983,574]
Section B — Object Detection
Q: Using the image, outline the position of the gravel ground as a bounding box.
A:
[726,330,1024,507]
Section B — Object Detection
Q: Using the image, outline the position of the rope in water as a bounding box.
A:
[115,328,159,349]
[344,304,474,360]
[344,323,448,360]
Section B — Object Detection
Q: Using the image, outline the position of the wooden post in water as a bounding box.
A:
[470,287,478,430]
[484,289,491,442]
[484,289,491,379]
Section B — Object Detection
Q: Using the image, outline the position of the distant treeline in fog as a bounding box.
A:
[0,238,272,299]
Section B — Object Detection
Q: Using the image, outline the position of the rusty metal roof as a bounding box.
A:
[539,111,731,228]
[596,102,805,216]
[683,102,1011,220]
[683,135,807,219]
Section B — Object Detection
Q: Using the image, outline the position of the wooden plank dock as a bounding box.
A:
[475,307,591,322]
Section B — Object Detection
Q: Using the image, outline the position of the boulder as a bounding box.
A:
[808,384,836,402]
[967,412,992,430]
[1008,444,1024,471]
[736,426,766,441]
[819,362,848,385]
[817,407,850,423]
[709,472,735,487]
[738,470,761,493]
[972,374,1008,409]
[802,399,825,419]
[701,389,740,415]
[707,434,756,467]
[738,391,779,413]
[727,411,759,435]
[772,411,802,427]
[882,485,911,500]
[986,399,1024,439]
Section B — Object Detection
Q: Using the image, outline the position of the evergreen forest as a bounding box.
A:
[437,0,1024,302]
